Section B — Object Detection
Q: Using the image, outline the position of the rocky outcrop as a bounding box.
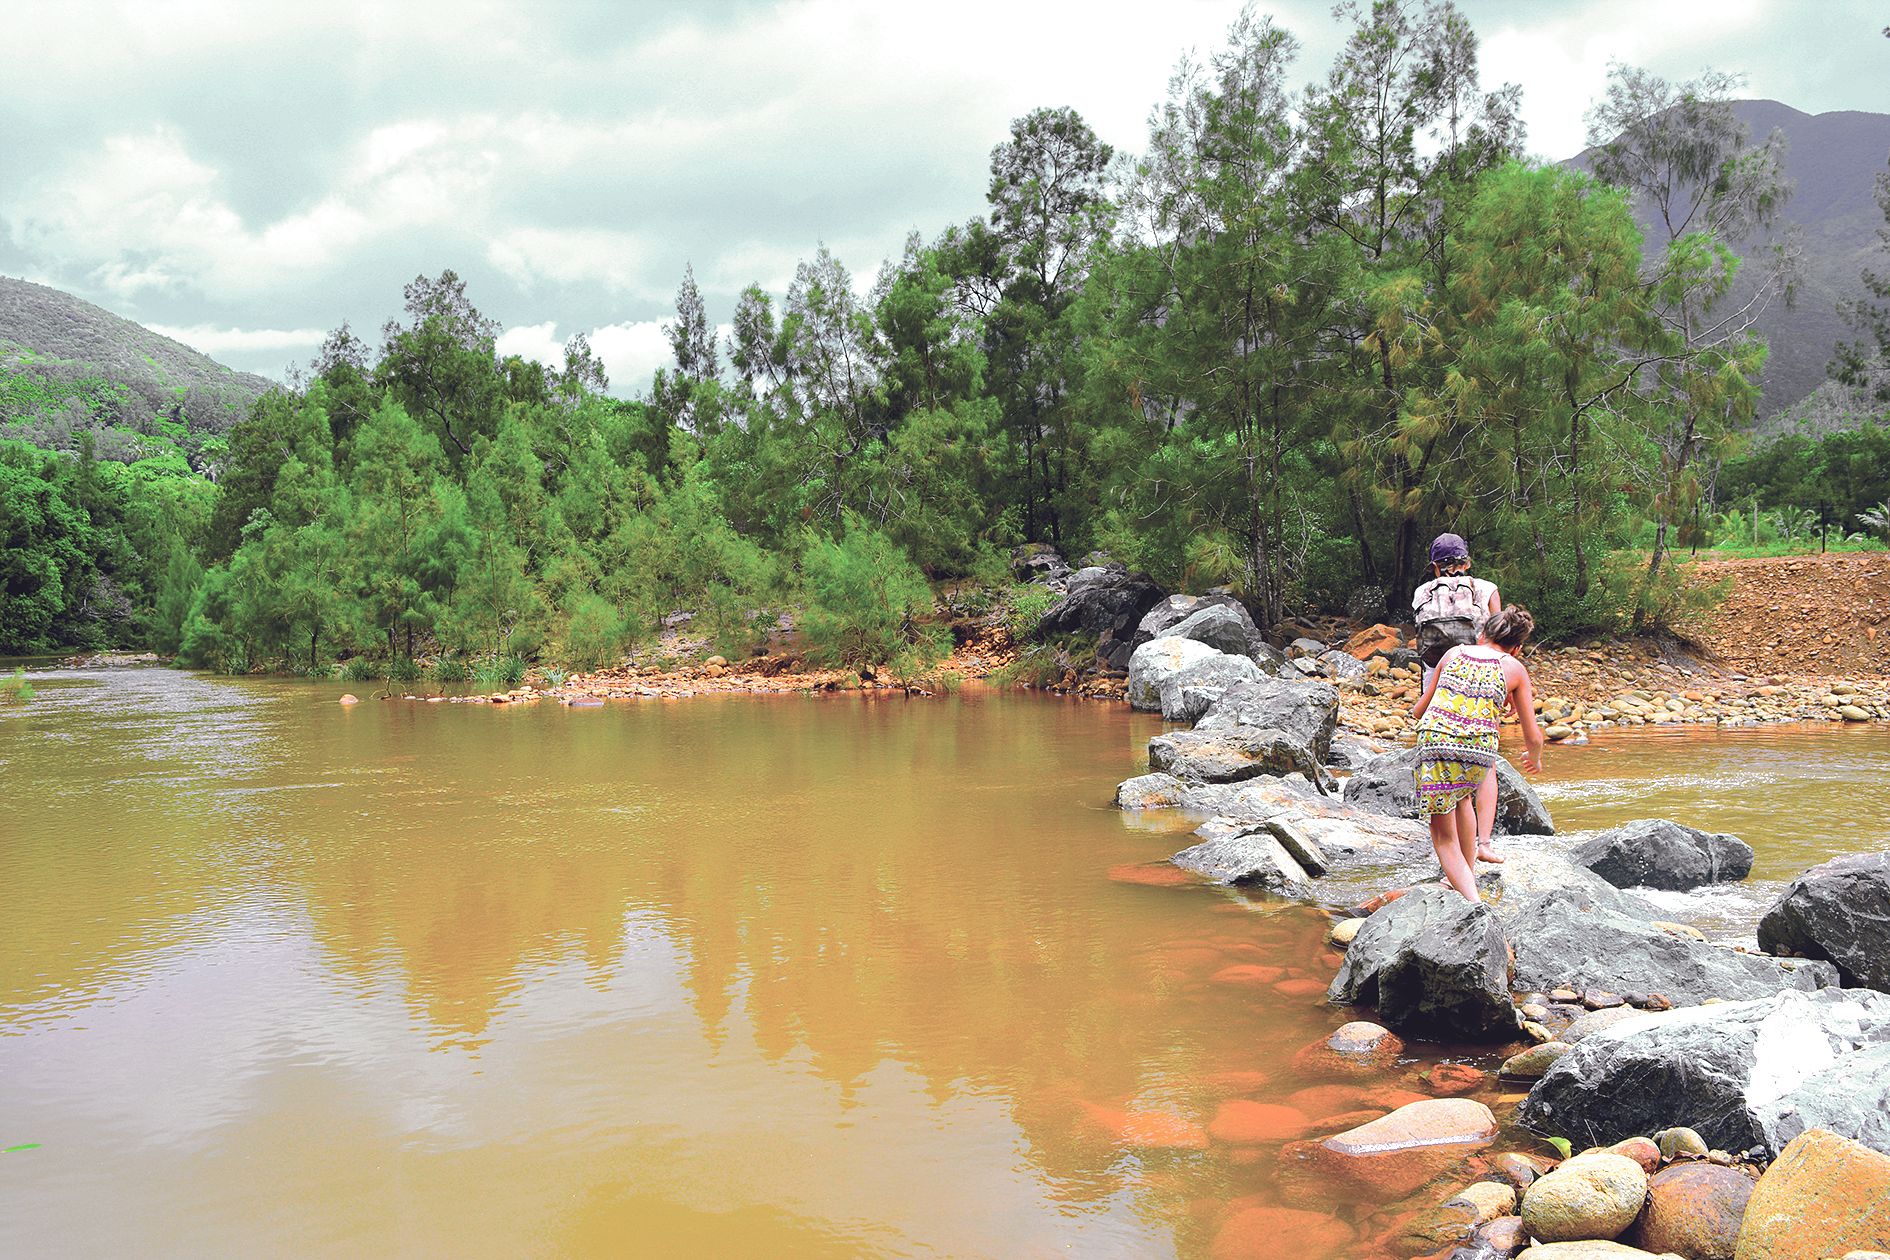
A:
[1127,636,1221,710]
[1157,651,1267,721]
[1518,988,1890,1157]
[1344,747,1554,835]
[1506,888,1836,1006]
[1756,852,1890,991]
[1033,565,1167,670]
[1170,826,1312,892]
[1328,886,1519,1040]
[1569,819,1755,891]
[1734,1128,1890,1260]
[1011,544,1073,588]
[1149,725,1326,785]
[1196,677,1340,762]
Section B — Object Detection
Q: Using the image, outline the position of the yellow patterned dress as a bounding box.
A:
[1414,647,1507,814]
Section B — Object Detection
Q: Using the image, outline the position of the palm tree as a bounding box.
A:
[1857,500,1890,542]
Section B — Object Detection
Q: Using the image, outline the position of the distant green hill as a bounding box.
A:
[0,275,274,471]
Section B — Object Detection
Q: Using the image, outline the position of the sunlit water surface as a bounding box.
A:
[1,668,1884,1258]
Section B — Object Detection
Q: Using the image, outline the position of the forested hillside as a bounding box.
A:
[3,2,1885,667]
[0,275,272,470]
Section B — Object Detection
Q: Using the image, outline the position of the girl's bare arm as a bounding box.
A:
[1509,663,1545,772]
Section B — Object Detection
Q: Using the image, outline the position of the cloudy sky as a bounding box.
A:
[3,0,1886,393]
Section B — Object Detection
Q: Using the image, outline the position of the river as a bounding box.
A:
[2,667,1884,1258]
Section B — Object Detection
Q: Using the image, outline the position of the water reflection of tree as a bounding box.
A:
[266,696,1334,1198]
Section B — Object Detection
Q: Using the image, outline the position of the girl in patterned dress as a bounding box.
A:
[1409,607,1546,901]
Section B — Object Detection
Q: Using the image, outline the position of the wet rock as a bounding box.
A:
[1492,1152,1554,1192]
[1449,1179,1521,1223]
[1291,1021,1405,1079]
[1116,772,1188,810]
[1171,828,1311,893]
[1476,1214,1529,1257]
[1521,1151,1650,1243]
[1128,636,1223,710]
[1733,1128,1890,1260]
[1424,1062,1489,1096]
[1328,917,1365,948]
[1756,852,1890,991]
[1519,988,1890,1157]
[1150,725,1326,785]
[1034,566,1167,670]
[1116,1109,1210,1149]
[338,693,359,704]
[1569,820,1755,891]
[1307,1098,1499,1198]
[1506,888,1838,1007]
[1210,1205,1354,1260]
[1207,1100,1313,1143]
[1329,886,1519,1041]
[1502,1042,1572,1080]
[1628,1161,1755,1260]
[1582,990,1627,1010]
[1345,748,1554,835]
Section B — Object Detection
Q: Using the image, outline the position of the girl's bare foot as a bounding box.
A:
[1476,846,1505,863]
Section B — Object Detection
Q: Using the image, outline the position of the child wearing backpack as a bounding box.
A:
[1413,533,1501,687]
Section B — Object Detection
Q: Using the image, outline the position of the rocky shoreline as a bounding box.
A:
[1106,614,1890,1257]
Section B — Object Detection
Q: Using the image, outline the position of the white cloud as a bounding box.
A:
[486,227,656,297]
[147,324,326,357]
[496,320,674,397]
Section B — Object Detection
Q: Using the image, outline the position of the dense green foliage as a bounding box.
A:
[4,1,1886,664]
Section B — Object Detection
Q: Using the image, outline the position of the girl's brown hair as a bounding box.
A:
[1484,605,1534,650]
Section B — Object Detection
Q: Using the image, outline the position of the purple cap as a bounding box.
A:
[1429,533,1469,564]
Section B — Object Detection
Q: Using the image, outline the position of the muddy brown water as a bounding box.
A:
[2,668,1884,1258]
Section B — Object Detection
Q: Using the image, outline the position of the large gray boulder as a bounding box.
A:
[1195,677,1340,763]
[1518,988,1890,1156]
[1476,847,1660,926]
[1126,636,1220,710]
[1033,565,1167,670]
[1148,726,1325,786]
[1507,887,1838,1006]
[1132,593,1242,649]
[1167,603,1265,656]
[1568,819,1755,891]
[1158,651,1266,721]
[1171,826,1312,893]
[1329,885,1519,1041]
[1344,747,1554,836]
[1757,852,1890,991]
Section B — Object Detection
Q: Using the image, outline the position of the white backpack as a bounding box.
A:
[1415,576,1484,666]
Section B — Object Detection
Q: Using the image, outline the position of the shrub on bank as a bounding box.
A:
[799,514,948,675]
